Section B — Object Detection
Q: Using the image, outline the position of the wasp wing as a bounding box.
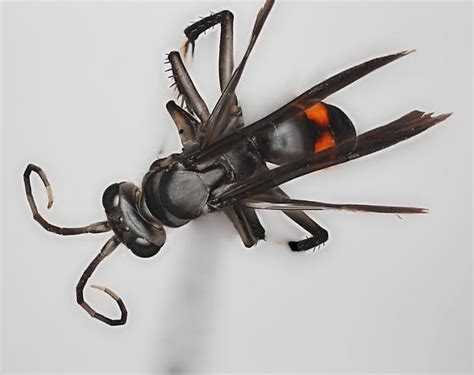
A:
[241,197,428,214]
[210,110,451,208]
[191,50,415,163]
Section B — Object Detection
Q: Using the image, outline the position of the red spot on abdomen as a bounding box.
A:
[305,102,336,152]
[314,130,335,152]
[305,102,330,127]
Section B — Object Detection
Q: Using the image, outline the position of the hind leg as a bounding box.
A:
[284,210,329,252]
[267,188,329,252]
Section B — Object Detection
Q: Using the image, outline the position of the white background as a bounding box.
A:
[2,1,472,373]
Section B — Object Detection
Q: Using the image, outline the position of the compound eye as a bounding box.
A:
[135,237,150,246]
[129,234,164,258]
[102,183,120,211]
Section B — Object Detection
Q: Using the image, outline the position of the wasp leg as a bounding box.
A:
[267,188,328,252]
[200,0,274,147]
[167,51,210,122]
[166,100,199,151]
[24,164,111,235]
[286,211,328,252]
[184,9,244,135]
[224,204,265,247]
[184,10,234,92]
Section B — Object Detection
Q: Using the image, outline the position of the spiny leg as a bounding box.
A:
[286,212,328,252]
[184,9,242,133]
[76,236,127,326]
[24,164,110,235]
[200,0,274,146]
[167,51,210,122]
[184,10,234,92]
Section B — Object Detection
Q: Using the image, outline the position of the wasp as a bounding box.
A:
[24,0,451,326]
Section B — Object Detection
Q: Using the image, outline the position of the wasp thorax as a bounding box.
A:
[142,165,226,226]
[102,182,166,258]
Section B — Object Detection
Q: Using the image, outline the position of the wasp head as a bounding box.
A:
[102,182,166,258]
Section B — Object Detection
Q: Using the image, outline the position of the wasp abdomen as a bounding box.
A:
[255,102,356,165]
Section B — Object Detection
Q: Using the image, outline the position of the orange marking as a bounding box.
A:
[305,102,329,127]
[314,130,335,152]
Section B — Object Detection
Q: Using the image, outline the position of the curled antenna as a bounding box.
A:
[76,236,128,326]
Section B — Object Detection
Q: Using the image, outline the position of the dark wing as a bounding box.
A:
[167,2,450,211]
[241,197,428,214]
[210,110,452,209]
[189,49,416,164]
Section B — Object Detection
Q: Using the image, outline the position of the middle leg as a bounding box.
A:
[167,51,210,122]
[224,204,265,248]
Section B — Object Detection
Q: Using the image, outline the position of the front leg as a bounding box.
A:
[166,100,199,151]
[168,51,210,122]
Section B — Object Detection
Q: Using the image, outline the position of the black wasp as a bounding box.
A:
[24,0,451,326]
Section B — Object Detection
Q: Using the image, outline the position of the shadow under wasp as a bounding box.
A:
[24,0,451,326]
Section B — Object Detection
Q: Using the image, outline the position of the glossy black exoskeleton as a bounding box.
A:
[24,0,451,326]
